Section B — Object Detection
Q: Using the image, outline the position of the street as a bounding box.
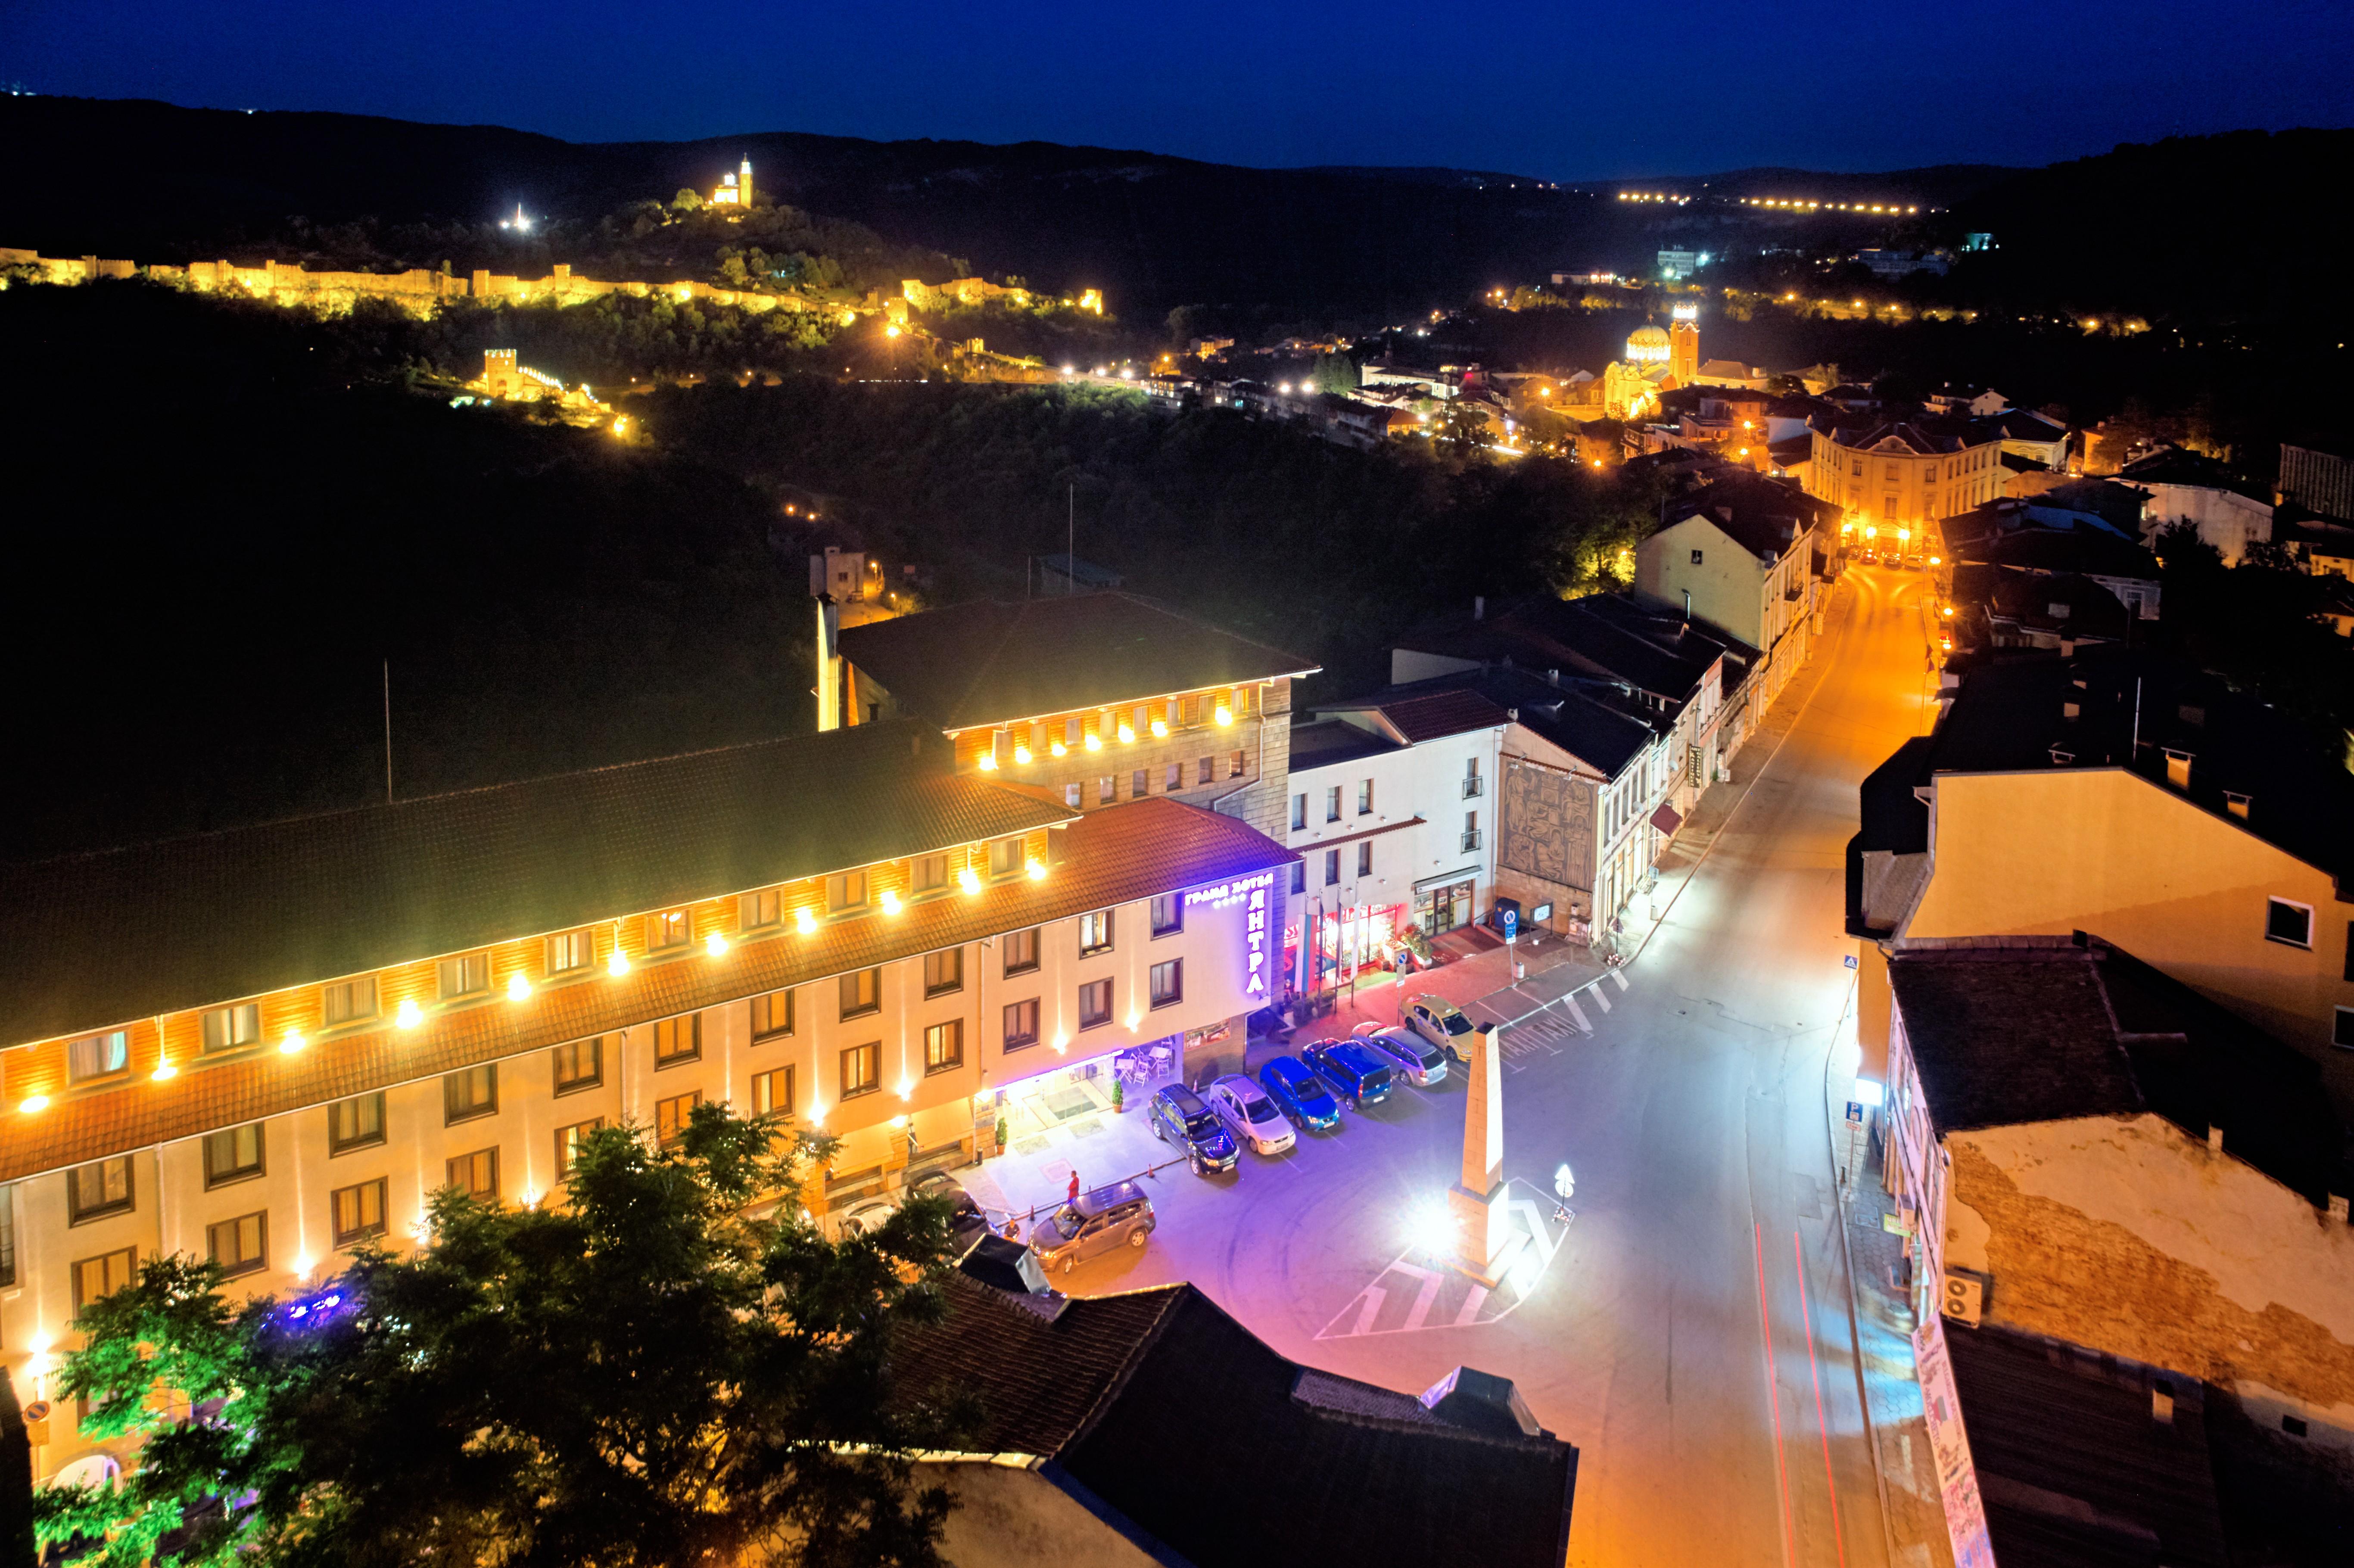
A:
[1013,566,1940,1567]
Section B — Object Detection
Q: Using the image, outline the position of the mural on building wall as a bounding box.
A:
[1500,763,1595,890]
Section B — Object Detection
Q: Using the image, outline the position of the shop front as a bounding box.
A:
[1414,871,1478,936]
[1308,899,1410,989]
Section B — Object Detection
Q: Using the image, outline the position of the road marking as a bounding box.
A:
[1351,1286,1386,1336]
[1589,984,1612,1014]
[1756,1221,1797,1568]
[1454,1285,1489,1326]
[1562,993,1591,1033]
[1610,968,1630,992]
[1402,1265,1445,1330]
[1794,1229,1850,1568]
[1316,1179,1569,1339]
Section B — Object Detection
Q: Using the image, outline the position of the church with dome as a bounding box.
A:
[1597,304,1699,420]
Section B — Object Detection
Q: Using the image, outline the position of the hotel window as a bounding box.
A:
[72,1247,137,1310]
[652,1013,701,1068]
[1065,782,1083,808]
[1358,840,1373,877]
[67,1157,134,1224]
[1079,910,1115,955]
[826,870,868,913]
[1325,786,1342,823]
[989,837,1024,878]
[1165,762,1183,792]
[1004,927,1040,975]
[839,968,881,1019]
[1150,958,1183,1009]
[1065,717,1082,749]
[1230,750,1247,778]
[437,952,490,1001]
[655,1091,702,1148]
[839,1043,881,1100]
[207,1212,268,1278]
[1077,978,1114,1030]
[2265,898,2313,949]
[446,1148,499,1201]
[751,988,795,1040]
[925,1020,964,1074]
[331,1179,387,1246]
[201,1002,261,1053]
[67,1030,129,1084]
[913,854,949,894]
[1290,862,1306,895]
[1291,793,1307,830]
[444,1064,497,1124]
[546,929,594,974]
[321,975,378,1027]
[1358,779,1374,815]
[750,1067,795,1120]
[648,910,690,951]
[739,889,783,930]
[328,1092,386,1154]
[1003,999,1040,1052]
[202,1124,265,1188]
[1192,756,1208,785]
[1097,775,1116,805]
[554,1118,604,1179]
[1132,768,1149,799]
[1324,849,1340,887]
[551,1036,604,1095]
[924,948,963,997]
[1151,893,1183,937]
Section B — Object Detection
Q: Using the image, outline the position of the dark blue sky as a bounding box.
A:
[9,0,2350,176]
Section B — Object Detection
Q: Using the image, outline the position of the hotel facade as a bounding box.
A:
[0,718,1295,1481]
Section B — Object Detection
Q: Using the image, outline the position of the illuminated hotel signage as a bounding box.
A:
[1186,871,1277,996]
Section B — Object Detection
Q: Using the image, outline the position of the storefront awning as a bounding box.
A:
[1413,865,1482,892]
[1649,803,1683,835]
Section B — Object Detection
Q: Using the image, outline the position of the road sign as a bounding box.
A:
[1501,908,1518,936]
[1844,953,1858,969]
[1846,1101,1865,1124]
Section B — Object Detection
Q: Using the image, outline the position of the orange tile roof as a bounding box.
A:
[0,798,1297,1182]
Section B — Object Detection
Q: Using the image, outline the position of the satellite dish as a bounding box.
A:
[53,1453,122,1493]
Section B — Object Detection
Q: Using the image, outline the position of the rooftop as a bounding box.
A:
[1662,471,1841,559]
[1816,414,1999,454]
[2115,446,2272,506]
[1331,667,1660,779]
[837,591,1318,731]
[0,721,1070,1050]
[1288,716,1410,772]
[1887,937,2351,1201]
[1391,591,1754,710]
[892,1268,1579,1568]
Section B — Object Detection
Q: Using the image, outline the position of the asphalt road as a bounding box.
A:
[1058,567,1938,1567]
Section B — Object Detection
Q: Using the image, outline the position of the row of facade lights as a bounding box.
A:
[15,851,1051,1116]
[973,701,1233,771]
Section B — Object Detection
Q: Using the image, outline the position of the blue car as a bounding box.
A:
[1258,1055,1342,1131]
[1148,1085,1239,1174]
[1302,1039,1395,1108]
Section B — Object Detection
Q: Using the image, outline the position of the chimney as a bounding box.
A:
[1474,595,1485,621]
[2207,1123,2224,1154]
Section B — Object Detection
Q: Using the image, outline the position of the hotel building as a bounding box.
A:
[0,717,1294,1479]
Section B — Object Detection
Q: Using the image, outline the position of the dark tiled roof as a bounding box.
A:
[1982,529,2159,581]
[1663,473,1840,558]
[1336,668,1658,778]
[1378,689,1513,743]
[0,722,1070,1050]
[1820,414,1999,455]
[2115,447,2271,505]
[1392,592,1754,712]
[1987,572,2129,640]
[1287,718,1407,772]
[1946,1324,2227,1568]
[1888,940,2351,1200]
[1993,408,2069,442]
[0,797,1298,1182]
[838,593,1318,730]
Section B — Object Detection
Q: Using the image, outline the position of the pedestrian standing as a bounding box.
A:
[1067,1170,1081,1206]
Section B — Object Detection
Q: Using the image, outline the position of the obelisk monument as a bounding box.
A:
[1448,1022,1524,1284]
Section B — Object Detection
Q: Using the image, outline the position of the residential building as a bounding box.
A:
[892,1247,1580,1568]
[830,592,1317,840]
[1879,936,2354,1461]
[1925,385,2010,419]
[0,720,1296,1481]
[2115,447,2275,565]
[1805,413,2008,537]
[1848,648,2354,1112]
[2275,441,2354,523]
[1278,691,1506,991]
[1947,511,2164,624]
[1636,472,1830,716]
[1988,406,2070,472]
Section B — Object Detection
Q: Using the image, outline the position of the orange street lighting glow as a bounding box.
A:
[607,949,631,977]
[396,998,423,1029]
[18,1096,48,1115]
[705,932,730,957]
[151,1061,177,1082]
[796,908,819,935]
[958,868,983,895]
[881,890,903,915]
[280,1030,308,1055]
[507,972,532,1002]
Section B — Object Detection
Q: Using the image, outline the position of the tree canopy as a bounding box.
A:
[37,1107,971,1568]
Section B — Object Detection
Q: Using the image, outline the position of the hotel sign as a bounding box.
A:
[1186,871,1277,997]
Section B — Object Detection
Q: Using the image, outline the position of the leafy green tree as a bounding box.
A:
[37,1107,968,1568]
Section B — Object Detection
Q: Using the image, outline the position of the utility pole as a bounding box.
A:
[382,660,394,803]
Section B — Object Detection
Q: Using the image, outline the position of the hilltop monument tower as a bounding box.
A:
[739,158,754,208]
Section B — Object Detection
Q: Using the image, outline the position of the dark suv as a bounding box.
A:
[1302,1039,1395,1108]
[1149,1085,1240,1174]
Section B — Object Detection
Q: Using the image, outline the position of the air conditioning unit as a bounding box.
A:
[1942,1269,1986,1327]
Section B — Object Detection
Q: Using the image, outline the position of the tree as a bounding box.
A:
[38,1107,970,1568]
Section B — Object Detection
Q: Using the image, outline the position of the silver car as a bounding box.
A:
[1205,1074,1297,1156]
[1364,1028,1450,1088]
[1028,1181,1156,1275]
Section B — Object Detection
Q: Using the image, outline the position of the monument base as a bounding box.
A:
[1448,1180,1529,1288]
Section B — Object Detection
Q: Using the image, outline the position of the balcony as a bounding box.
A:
[1460,829,1483,853]
[1462,777,1484,800]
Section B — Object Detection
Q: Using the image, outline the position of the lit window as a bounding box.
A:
[207,1212,268,1278]
[839,1042,881,1099]
[826,870,868,912]
[655,1091,702,1148]
[751,989,795,1040]
[67,1030,128,1084]
[200,1002,261,1053]
[67,1157,134,1223]
[554,1118,604,1179]
[750,1067,795,1120]
[648,910,690,951]
[71,1247,136,1310]
[912,854,949,893]
[443,1064,497,1124]
[1003,999,1040,1051]
[331,1179,387,1245]
[436,953,490,1001]
[839,968,881,1019]
[924,948,964,997]
[552,1036,604,1095]
[446,1148,498,1200]
[988,837,1024,877]
[1079,910,1115,955]
[328,1092,386,1154]
[652,1014,701,1067]
[546,930,594,974]
[1077,978,1114,1030]
[925,1020,964,1074]
[321,976,378,1027]
[739,889,783,930]
[202,1124,265,1187]
[1150,958,1183,1009]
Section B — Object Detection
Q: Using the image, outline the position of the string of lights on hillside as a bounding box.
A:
[1741,197,1922,214]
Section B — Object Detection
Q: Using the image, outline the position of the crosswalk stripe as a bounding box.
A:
[1562,994,1591,1032]
[1589,984,1612,1014]
[1611,968,1631,992]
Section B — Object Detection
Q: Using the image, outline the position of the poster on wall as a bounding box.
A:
[1913,1312,1997,1568]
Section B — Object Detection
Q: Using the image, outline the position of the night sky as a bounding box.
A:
[9,0,2350,176]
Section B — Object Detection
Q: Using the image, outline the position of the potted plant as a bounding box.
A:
[993,1119,1008,1157]
[1111,1079,1126,1114]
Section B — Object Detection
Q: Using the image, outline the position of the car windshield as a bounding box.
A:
[1442,1013,1473,1035]
[1185,1114,1223,1139]
[1239,1093,1277,1120]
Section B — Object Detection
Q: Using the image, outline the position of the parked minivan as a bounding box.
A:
[1301,1039,1394,1108]
[1029,1181,1157,1275]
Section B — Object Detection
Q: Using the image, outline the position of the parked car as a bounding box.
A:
[1149,1085,1240,1173]
[1259,1055,1342,1131]
[1301,1039,1394,1108]
[1029,1181,1156,1275]
[906,1169,994,1254]
[1363,1027,1450,1088]
[1402,993,1478,1064]
[1205,1074,1297,1156]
